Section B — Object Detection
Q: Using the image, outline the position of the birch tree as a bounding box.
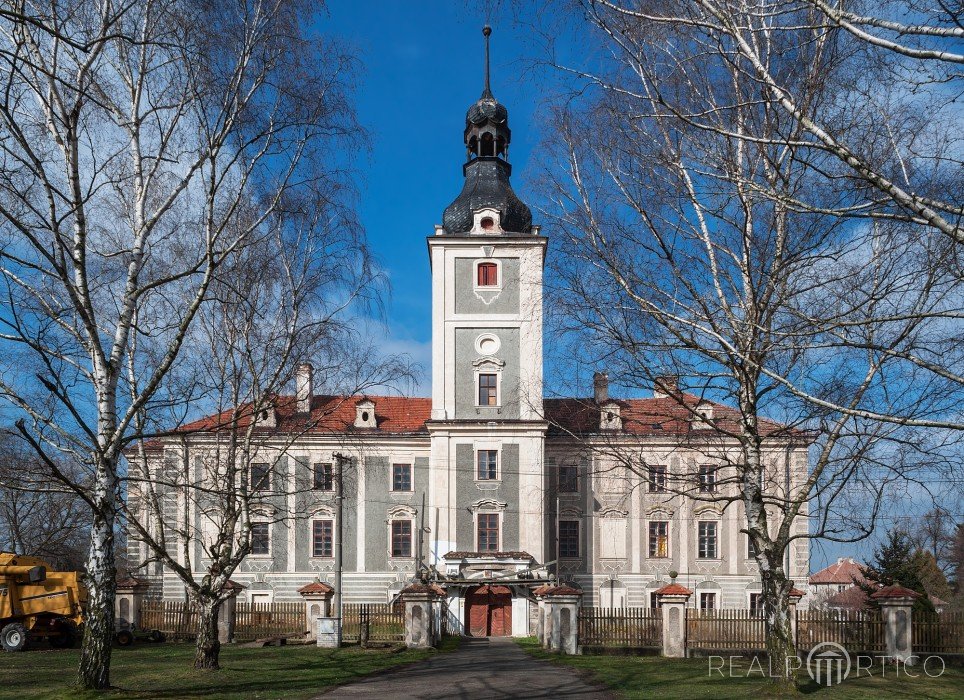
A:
[123,209,411,670]
[537,0,962,686]
[0,0,363,688]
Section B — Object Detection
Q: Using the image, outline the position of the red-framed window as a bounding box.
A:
[477,262,498,286]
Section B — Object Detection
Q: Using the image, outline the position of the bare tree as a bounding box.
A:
[0,0,362,688]
[0,429,88,570]
[122,201,411,670]
[533,0,961,686]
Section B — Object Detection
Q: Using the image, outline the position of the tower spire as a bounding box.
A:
[482,25,492,98]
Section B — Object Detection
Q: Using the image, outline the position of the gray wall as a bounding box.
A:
[453,257,520,315]
[455,442,520,551]
[454,327,520,420]
[365,455,430,570]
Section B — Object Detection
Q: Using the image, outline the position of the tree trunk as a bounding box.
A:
[78,503,116,689]
[762,569,796,691]
[193,596,221,670]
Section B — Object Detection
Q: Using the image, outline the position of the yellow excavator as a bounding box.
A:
[0,552,86,651]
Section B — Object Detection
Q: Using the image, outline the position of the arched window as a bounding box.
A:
[481,132,495,156]
[477,262,498,286]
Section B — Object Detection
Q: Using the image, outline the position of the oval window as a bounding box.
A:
[361,411,370,422]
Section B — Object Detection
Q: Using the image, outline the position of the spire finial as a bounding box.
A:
[482,25,492,98]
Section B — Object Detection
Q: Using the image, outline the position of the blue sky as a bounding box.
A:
[322,2,545,393]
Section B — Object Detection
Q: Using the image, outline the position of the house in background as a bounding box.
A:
[126,33,811,636]
[809,557,866,609]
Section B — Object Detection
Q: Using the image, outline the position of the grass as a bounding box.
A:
[0,637,461,700]
[516,638,964,699]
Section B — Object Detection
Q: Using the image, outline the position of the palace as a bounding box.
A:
[127,30,810,637]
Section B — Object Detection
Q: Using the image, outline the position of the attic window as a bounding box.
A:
[481,217,494,231]
[361,411,370,422]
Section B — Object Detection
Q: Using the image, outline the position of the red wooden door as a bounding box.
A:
[465,585,512,637]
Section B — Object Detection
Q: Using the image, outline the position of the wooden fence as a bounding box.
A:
[578,607,661,647]
[140,600,198,639]
[234,601,307,641]
[341,603,405,644]
[139,600,308,641]
[686,609,767,650]
[796,609,885,652]
[913,611,964,654]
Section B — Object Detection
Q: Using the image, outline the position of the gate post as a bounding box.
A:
[533,585,552,647]
[544,586,582,655]
[217,580,244,644]
[298,580,334,641]
[115,575,149,628]
[401,583,444,649]
[871,585,918,665]
[656,582,692,658]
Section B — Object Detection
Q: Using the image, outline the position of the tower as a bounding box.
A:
[427,27,547,584]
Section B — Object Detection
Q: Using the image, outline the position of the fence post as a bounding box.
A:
[545,586,582,655]
[788,587,804,647]
[871,585,918,665]
[401,583,444,649]
[298,580,334,641]
[115,576,149,628]
[656,582,692,658]
[218,580,244,644]
[533,585,552,647]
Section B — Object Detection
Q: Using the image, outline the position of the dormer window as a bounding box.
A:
[599,401,622,431]
[692,402,713,429]
[355,399,376,428]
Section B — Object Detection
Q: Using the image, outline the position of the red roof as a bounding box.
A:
[399,583,446,596]
[297,581,333,596]
[789,588,805,598]
[166,393,799,440]
[545,585,583,597]
[810,558,866,585]
[656,583,693,596]
[825,586,870,610]
[871,585,920,600]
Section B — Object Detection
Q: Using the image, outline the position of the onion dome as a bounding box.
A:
[441,26,532,235]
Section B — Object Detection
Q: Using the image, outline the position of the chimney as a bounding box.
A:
[295,363,313,414]
[653,375,679,398]
[593,371,609,404]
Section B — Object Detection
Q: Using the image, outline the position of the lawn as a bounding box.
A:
[0,638,460,700]
[517,638,964,699]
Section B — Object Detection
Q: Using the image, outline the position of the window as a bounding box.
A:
[313,463,333,491]
[250,522,269,555]
[312,519,333,558]
[558,520,580,558]
[749,593,764,614]
[477,262,498,286]
[392,463,412,492]
[477,513,499,551]
[477,450,498,480]
[698,521,718,559]
[390,520,412,558]
[747,535,758,559]
[478,373,498,406]
[650,592,661,609]
[251,462,271,491]
[558,463,578,493]
[648,465,667,493]
[700,592,717,610]
[698,465,717,493]
[648,521,669,558]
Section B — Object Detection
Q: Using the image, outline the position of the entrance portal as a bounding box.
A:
[465,584,512,637]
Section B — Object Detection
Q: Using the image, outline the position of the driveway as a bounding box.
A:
[320,637,613,699]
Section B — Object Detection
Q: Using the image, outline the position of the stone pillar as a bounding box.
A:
[114,576,148,628]
[871,585,918,665]
[656,582,692,658]
[217,581,244,644]
[545,587,582,655]
[533,585,551,647]
[401,584,443,649]
[298,581,334,641]
[788,588,804,647]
